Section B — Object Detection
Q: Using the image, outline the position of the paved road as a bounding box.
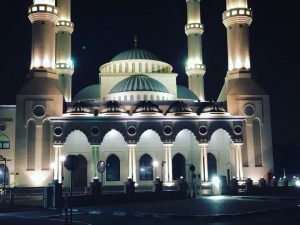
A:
[0,196,299,225]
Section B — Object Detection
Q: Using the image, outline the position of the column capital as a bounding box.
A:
[163,143,173,148]
[128,143,137,148]
[53,143,64,147]
[198,143,208,148]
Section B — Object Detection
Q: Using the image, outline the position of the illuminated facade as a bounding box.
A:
[0,0,273,188]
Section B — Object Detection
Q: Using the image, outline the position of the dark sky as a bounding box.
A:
[0,0,300,147]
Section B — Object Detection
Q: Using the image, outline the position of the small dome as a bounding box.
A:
[74,84,100,101]
[133,101,163,115]
[109,75,169,94]
[166,101,195,116]
[101,101,127,115]
[177,85,198,100]
[201,102,227,114]
[111,49,160,62]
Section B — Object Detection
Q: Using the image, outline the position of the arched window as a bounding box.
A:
[139,63,142,73]
[124,95,128,102]
[137,95,141,101]
[27,120,36,170]
[144,95,147,100]
[139,154,153,181]
[0,164,9,185]
[130,95,134,101]
[207,153,217,180]
[106,154,120,181]
[0,135,10,149]
[42,120,50,170]
[157,96,160,101]
[118,64,122,73]
[113,64,116,73]
[150,95,154,100]
[172,154,186,180]
[132,63,135,73]
[253,118,263,166]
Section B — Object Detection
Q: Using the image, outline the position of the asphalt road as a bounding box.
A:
[0,196,299,225]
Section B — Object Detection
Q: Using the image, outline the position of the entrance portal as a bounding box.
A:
[73,155,87,187]
[207,153,217,180]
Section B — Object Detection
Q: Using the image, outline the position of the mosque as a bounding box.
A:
[0,0,274,189]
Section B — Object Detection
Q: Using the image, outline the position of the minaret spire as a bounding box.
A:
[56,0,74,102]
[185,0,206,101]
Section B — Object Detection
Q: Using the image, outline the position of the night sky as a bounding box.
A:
[0,0,300,165]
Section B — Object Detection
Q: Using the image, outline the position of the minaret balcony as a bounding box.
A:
[185,23,204,35]
[56,63,74,75]
[28,4,59,23]
[223,8,252,27]
[56,20,74,33]
[186,64,206,76]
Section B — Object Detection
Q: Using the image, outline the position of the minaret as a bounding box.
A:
[29,0,58,76]
[218,0,252,101]
[15,0,63,186]
[219,0,274,181]
[185,0,206,101]
[56,0,74,102]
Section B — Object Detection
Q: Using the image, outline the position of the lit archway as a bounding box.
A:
[0,164,9,186]
[106,154,120,181]
[139,154,153,181]
[172,153,186,180]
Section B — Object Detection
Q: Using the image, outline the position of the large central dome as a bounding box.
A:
[109,75,169,94]
[111,49,160,62]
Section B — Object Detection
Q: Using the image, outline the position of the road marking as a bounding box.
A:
[14,216,92,225]
[112,211,126,216]
[89,210,102,215]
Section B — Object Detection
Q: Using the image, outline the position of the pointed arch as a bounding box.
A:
[137,129,163,143]
[0,134,10,149]
[27,119,36,170]
[139,154,153,181]
[172,153,186,180]
[173,129,198,153]
[253,118,263,167]
[42,120,51,170]
[207,153,217,179]
[0,164,9,185]
[106,154,120,181]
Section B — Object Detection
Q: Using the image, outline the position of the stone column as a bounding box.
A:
[128,144,137,182]
[91,145,100,178]
[199,143,208,181]
[234,143,244,180]
[52,145,63,181]
[163,144,173,182]
[163,144,169,182]
[57,145,63,183]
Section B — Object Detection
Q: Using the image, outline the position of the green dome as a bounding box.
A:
[111,49,160,62]
[177,85,198,100]
[74,84,100,101]
[109,75,169,94]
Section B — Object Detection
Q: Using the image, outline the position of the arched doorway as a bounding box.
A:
[139,154,153,181]
[0,164,9,186]
[73,155,87,187]
[207,153,217,180]
[106,154,120,181]
[172,154,186,180]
